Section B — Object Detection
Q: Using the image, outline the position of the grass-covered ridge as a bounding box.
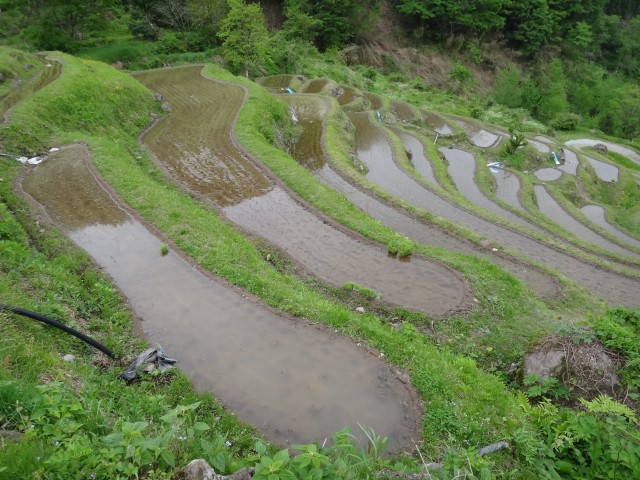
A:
[1,51,639,478]
[0,51,533,474]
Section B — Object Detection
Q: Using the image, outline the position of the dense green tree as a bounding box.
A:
[218,0,269,77]
[394,0,511,38]
[282,0,381,51]
[504,0,556,55]
[11,0,117,50]
[599,84,640,140]
[492,64,523,108]
[536,58,568,122]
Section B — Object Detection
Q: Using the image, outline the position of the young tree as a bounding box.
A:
[492,64,523,108]
[217,0,269,77]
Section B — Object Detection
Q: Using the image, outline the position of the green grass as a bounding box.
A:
[0,51,545,473]
[0,48,42,98]
[2,48,638,478]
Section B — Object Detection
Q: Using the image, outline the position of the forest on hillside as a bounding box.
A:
[1,0,639,141]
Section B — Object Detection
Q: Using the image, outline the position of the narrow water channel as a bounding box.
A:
[348,111,640,308]
[135,66,469,316]
[20,145,420,450]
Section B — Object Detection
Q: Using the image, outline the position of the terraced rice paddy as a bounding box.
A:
[135,66,469,317]
[20,145,420,449]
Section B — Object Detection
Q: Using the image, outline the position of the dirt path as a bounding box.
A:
[349,111,640,308]
[20,144,421,450]
[134,66,470,317]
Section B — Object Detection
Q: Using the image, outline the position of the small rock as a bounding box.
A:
[62,354,76,362]
[179,459,254,480]
[491,248,498,252]
[161,102,171,112]
[113,61,124,69]
[153,92,164,101]
[355,307,365,313]
[49,147,60,153]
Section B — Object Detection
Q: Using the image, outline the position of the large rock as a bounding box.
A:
[175,459,253,480]
[523,335,623,400]
[593,143,608,154]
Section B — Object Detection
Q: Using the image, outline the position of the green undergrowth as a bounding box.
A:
[1,51,638,478]
[0,52,541,476]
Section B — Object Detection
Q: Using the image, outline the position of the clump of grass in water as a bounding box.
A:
[387,237,412,258]
[160,243,169,256]
[343,282,381,300]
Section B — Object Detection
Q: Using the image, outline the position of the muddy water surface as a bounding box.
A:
[566,139,640,166]
[529,139,551,153]
[316,165,559,299]
[394,129,438,185]
[452,119,502,148]
[336,85,357,106]
[21,145,420,450]
[393,101,416,121]
[559,149,579,176]
[441,147,535,229]
[535,168,562,181]
[283,96,328,170]
[534,185,640,260]
[224,188,467,315]
[364,93,382,110]
[581,205,640,249]
[304,79,327,94]
[1,60,61,122]
[136,67,273,207]
[137,66,468,316]
[492,168,524,211]
[259,75,294,89]
[585,156,619,182]
[349,111,640,307]
[422,111,453,135]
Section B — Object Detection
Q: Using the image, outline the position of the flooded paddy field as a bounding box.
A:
[135,66,469,316]
[1,59,61,122]
[422,111,453,135]
[393,129,438,185]
[440,147,536,229]
[348,111,640,308]
[581,205,640,249]
[566,139,640,167]
[20,145,421,450]
[534,185,640,261]
[287,96,558,298]
[491,168,524,211]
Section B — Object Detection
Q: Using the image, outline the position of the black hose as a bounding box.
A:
[0,304,116,358]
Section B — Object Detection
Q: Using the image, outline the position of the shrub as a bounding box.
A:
[550,112,582,131]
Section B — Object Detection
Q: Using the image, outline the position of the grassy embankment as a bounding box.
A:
[0,51,557,477]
